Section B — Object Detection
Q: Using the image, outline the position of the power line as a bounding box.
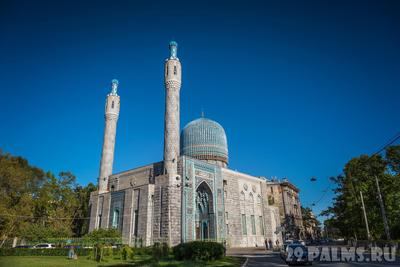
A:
[371,131,400,157]
[311,130,400,210]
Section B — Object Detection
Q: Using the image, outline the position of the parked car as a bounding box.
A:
[281,244,311,265]
[15,245,33,248]
[34,243,55,249]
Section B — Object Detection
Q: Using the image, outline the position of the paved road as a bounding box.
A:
[227,248,400,267]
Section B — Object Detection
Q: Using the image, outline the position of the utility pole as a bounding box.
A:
[374,175,391,240]
[360,191,371,240]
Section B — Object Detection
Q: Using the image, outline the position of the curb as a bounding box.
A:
[241,257,248,267]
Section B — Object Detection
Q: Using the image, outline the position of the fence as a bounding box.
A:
[2,236,229,248]
[0,237,122,248]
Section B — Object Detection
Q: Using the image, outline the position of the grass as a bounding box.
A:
[0,255,245,267]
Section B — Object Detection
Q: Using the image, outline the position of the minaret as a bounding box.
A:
[164,41,181,177]
[98,79,120,193]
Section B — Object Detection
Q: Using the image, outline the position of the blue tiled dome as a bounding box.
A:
[181,118,228,165]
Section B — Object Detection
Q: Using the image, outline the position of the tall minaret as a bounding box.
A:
[98,79,120,193]
[164,41,182,177]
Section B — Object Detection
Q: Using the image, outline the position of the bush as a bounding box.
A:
[152,242,170,261]
[133,246,153,255]
[161,242,169,257]
[83,228,121,245]
[0,248,92,257]
[91,243,115,262]
[173,241,225,261]
[120,245,134,260]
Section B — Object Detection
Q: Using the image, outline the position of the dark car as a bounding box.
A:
[281,244,311,266]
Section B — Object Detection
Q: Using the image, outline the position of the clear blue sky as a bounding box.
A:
[1,0,399,219]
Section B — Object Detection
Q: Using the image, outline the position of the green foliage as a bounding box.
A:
[19,224,72,242]
[120,245,134,260]
[72,183,97,236]
[152,242,162,261]
[83,228,121,244]
[321,145,400,240]
[85,244,119,262]
[173,241,225,261]
[301,206,321,238]
[134,246,153,255]
[152,242,169,261]
[0,151,97,247]
[0,248,92,256]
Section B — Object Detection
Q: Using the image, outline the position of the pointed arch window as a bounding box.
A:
[251,215,256,235]
[174,66,177,75]
[249,193,255,214]
[257,195,262,205]
[249,193,254,203]
[195,182,214,240]
[240,191,245,212]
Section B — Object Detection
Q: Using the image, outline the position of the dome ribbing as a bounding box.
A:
[180,118,228,166]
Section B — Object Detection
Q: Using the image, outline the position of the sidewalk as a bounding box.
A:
[227,247,274,256]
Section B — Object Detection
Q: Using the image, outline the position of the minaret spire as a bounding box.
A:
[169,41,178,59]
[163,41,181,176]
[110,79,119,95]
[98,79,121,193]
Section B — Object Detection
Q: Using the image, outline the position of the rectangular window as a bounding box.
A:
[225,212,228,221]
[226,224,229,235]
[251,215,256,235]
[159,188,163,237]
[241,214,247,235]
[97,196,104,228]
[98,215,102,228]
[259,216,264,235]
[133,210,139,236]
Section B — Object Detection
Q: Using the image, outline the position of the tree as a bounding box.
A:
[0,152,45,246]
[72,182,97,236]
[321,146,400,240]
[301,206,321,239]
[0,150,98,246]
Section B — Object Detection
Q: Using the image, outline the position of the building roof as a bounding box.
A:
[267,179,300,193]
[180,117,228,164]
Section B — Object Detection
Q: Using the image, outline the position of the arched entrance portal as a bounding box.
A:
[195,182,214,240]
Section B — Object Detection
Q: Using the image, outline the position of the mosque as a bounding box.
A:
[88,41,284,248]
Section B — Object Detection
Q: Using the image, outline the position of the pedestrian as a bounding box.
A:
[268,239,273,251]
[265,238,269,250]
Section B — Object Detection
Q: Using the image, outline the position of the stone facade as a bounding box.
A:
[221,169,282,247]
[89,157,284,247]
[266,179,304,239]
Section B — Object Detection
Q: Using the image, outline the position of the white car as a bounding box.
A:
[34,243,55,249]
